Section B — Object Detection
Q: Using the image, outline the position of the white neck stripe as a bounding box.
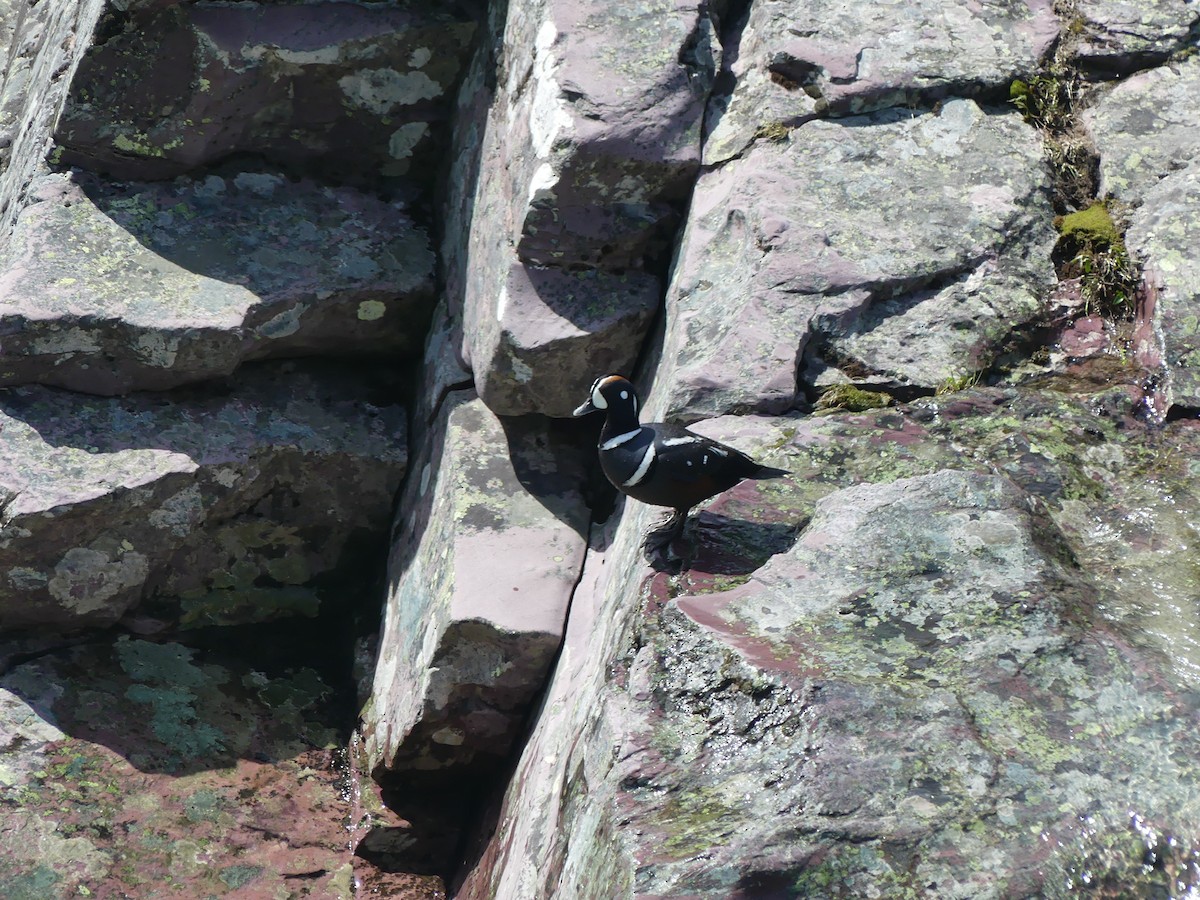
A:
[601,428,641,450]
[622,443,656,487]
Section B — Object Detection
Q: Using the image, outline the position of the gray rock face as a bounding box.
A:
[1127,166,1200,410]
[364,390,587,775]
[0,362,406,632]
[460,421,1200,897]
[1084,54,1200,203]
[1074,0,1199,72]
[705,0,1058,163]
[0,170,435,393]
[0,0,106,241]
[54,1,478,184]
[1086,55,1200,414]
[448,0,714,417]
[654,99,1056,422]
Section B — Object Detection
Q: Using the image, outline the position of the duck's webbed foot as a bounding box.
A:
[643,509,690,570]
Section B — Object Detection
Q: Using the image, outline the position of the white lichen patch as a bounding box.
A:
[388,122,428,160]
[256,304,304,339]
[6,567,47,590]
[30,327,103,356]
[242,43,341,66]
[132,330,181,368]
[147,485,205,536]
[339,69,442,115]
[408,47,432,68]
[48,546,149,615]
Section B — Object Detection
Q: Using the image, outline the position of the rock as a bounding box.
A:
[1083,55,1200,203]
[1073,0,1199,74]
[364,390,588,777]
[651,99,1056,422]
[54,1,478,185]
[460,403,1200,896]
[1121,165,1200,412]
[0,361,406,632]
[705,0,1058,163]
[0,0,106,241]
[0,169,435,393]
[0,633,446,899]
[448,0,715,417]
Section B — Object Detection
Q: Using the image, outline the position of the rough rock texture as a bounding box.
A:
[1086,54,1200,413]
[54,0,479,184]
[1083,54,1200,204]
[1128,167,1200,411]
[365,390,587,776]
[0,633,445,898]
[0,0,106,239]
[654,99,1056,422]
[460,389,1200,897]
[705,0,1058,163]
[448,0,714,417]
[0,362,406,632]
[1073,0,1200,73]
[0,169,435,393]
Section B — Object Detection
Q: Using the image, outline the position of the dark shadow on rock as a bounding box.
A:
[498,412,596,539]
[0,600,365,777]
[647,509,802,576]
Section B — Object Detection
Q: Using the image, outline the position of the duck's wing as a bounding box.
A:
[648,423,755,483]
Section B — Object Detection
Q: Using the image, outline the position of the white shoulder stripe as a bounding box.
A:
[661,436,700,447]
[601,428,641,450]
[622,442,656,487]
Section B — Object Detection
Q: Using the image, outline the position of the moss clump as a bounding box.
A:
[1054,201,1138,318]
[936,372,980,395]
[816,384,894,413]
[753,121,791,143]
[1010,76,1072,130]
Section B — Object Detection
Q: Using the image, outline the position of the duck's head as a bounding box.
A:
[573,374,639,418]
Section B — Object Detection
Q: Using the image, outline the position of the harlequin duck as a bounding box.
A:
[573,375,789,555]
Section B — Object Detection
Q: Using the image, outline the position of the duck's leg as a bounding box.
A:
[643,508,690,564]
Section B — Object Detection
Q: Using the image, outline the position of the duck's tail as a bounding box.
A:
[751,463,790,480]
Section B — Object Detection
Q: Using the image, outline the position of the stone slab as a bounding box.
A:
[364,390,588,776]
[0,170,434,393]
[0,361,407,632]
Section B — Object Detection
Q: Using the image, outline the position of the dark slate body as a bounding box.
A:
[575,375,788,517]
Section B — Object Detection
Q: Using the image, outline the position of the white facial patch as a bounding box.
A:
[590,381,608,410]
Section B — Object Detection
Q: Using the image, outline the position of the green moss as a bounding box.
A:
[936,372,980,395]
[753,121,791,143]
[1055,202,1138,318]
[658,788,743,856]
[816,384,894,413]
[1057,201,1121,250]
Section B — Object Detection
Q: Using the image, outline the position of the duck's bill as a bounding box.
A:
[572,399,596,417]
